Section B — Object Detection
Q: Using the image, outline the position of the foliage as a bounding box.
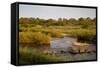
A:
[19,17,96,44]
[19,17,96,27]
[69,29,96,43]
[48,31,64,38]
[19,32,52,46]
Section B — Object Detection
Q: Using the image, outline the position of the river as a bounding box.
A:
[20,37,96,61]
[50,37,96,61]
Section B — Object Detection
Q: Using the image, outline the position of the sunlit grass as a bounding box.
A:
[19,32,52,47]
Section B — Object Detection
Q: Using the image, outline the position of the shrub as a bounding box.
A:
[32,32,52,45]
[69,29,96,43]
[19,32,52,46]
[49,31,64,38]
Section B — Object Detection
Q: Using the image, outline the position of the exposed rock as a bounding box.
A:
[72,42,89,46]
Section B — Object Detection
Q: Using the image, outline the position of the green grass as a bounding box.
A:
[19,25,96,44]
[19,32,52,46]
[68,29,96,43]
[19,47,67,64]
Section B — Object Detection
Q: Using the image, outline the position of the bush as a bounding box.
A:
[32,32,52,45]
[49,31,64,38]
[70,29,96,43]
[19,32,52,46]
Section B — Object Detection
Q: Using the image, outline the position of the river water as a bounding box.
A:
[50,37,96,61]
[20,37,96,61]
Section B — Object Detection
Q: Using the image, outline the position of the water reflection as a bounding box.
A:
[20,37,96,61]
[50,37,96,60]
[51,37,77,48]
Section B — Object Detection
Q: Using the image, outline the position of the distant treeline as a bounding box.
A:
[19,17,96,27]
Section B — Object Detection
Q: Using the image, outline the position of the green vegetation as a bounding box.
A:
[19,17,96,64]
[69,29,96,43]
[19,47,67,64]
[19,32,52,46]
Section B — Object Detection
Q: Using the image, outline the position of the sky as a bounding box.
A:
[19,4,96,19]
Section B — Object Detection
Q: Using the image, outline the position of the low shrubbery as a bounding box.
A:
[69,29,96,43]
[19,32,52,46]
[48,31,64,38]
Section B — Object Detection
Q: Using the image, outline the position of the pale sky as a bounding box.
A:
[19,4,96,19]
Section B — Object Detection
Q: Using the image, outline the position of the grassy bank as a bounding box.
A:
[19,47,67,64]
[68,29,96,43]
